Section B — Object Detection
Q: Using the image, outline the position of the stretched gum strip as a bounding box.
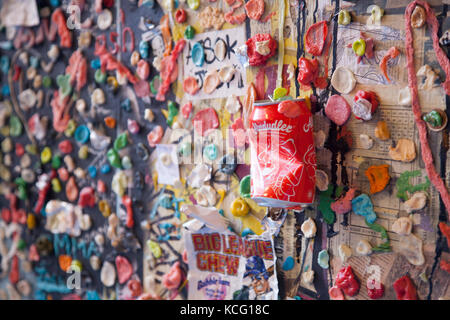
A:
[160,15,173,57]
[109,32,120,55]
[225,0,246,25]
[51,90,71,133]
[95,35,138,84]
[405,0,450,217]
[156,39,186,101]
[65,50,87,92]
[51,8,72,48]
[122,27,135,53]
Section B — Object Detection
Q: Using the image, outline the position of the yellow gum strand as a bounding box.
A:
[216,189,226,209]
[152,172,159,192]
[161,109,169,120]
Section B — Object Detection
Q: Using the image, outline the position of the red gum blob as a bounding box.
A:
[277,100,302,118]
[57,168,69,182]
[134,80,150,98]
[231,117,247,147]
[8,194,26,225]
[325,95,351,126]
[123,195,134,228]
[305,21,328,56]
[28,244,40,262]
[353,90,379,119]
[181,102,193,119]
[34,179,51,214]
[128,279,142,297]
[367,278,384,299]
[225,11,246,25]
[335,266,360,297]
[393,275,418,300]
[439,222,450,247]
[12,65,21,82]
[66,177,79,202]
[116,255,133,284]
[15,143,24,157]
[330,188,356,214]
[183,77,200,95]
[162,261,182,290]
[9,256,19,285]
[137,59,150,80]
[182,250,188,263]
[192,108,220,136]
[58,140,73,154]
[405,0,450,218]
[147,125,164,148]
[175,9,187,24]
[246,33,277,66]
[329,286,345,300]
[1,208,11,223]
[297,57,319,87]
[245,0,264,21]
[97,180,106,193]
[78,186,95,208]
[440,260,450,274]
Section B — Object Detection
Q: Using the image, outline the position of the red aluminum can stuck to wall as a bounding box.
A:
[249,98,316,208]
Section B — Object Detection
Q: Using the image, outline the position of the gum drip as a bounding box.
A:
[405,0,450,217]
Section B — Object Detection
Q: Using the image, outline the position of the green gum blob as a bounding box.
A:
[273,87,288,100]
[338,10,351,25]
[352,39,366,57]
[64,120,77,137]
[239,175,251,198]
[51,178,62,193]
[422,110,443,128]
[396,170,430,201]
[9,116,22,137]
[114,132,128,151]
[51,155,62,169]
[147,240,162,258]
[167,101,179,126]
[56,74,72,99]
[107,148,122,169]
[318,184,344,225]
[94,69,107,84]
[184,25,195,39]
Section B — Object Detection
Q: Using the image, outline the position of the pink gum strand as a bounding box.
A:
[405,0,450,217]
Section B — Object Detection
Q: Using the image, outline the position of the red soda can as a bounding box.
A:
[249,99,316,208]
